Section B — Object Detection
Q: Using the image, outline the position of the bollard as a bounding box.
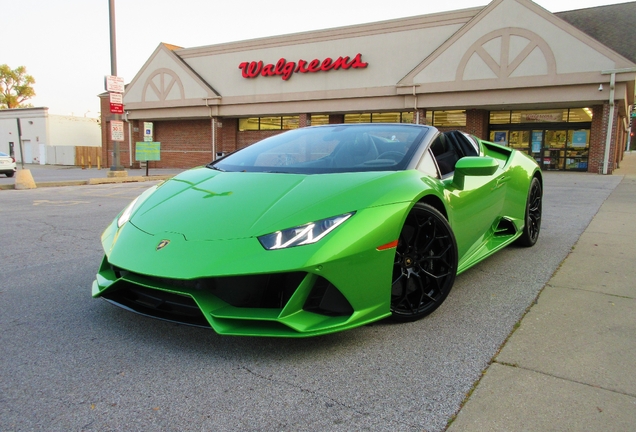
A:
[97,156,101,170]
[81,156,85,169]
[88,156,92,169]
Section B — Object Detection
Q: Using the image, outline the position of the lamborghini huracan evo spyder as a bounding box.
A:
[92,123,542,337]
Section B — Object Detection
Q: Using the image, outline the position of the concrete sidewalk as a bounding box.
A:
[448,153,636,431]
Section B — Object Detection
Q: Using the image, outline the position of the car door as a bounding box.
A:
[433,134,507,262]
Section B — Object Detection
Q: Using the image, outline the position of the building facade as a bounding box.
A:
[1,107,101,165]
[101,0,636,174]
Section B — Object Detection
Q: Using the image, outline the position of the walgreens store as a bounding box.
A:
[101,0,635,174]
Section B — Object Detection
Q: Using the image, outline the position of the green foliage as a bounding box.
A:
[0,64,36,109]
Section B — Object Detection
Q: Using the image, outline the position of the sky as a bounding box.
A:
[1,0,632,118]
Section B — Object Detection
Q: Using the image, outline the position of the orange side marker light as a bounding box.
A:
[377,240,398,251]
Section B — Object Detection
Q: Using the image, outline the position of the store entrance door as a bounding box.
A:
[543,129,567,170]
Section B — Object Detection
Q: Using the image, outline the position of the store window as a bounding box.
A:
[427,110,467,127]
[568,108,593,122]
[489,108,592,124]
[260,117,283,130]
[310,115,329,126]
[488,108,592,172]
[238,116,300,131]
[344,112,414,123]
[345,113,371,123]
[238,118,260,131]
[282,116,299,130]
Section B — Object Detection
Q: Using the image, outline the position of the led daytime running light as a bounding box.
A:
[259,213,353,250]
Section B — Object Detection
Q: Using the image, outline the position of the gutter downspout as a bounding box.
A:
[205,98,216,160]
[125,111,132,167]
[413,86,419,124]
[396,84,421,124]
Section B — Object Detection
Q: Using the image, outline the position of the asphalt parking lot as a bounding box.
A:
[0,171,622,431]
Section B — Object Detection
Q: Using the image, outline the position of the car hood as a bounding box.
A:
[129,167,413,241]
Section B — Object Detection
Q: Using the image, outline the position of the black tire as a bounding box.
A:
[515,176,542,247]
[390,203,458,322]
[6,171,15,178]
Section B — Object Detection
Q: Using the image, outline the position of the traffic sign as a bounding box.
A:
[144,122,153,138]
[111,121,125,142]
[109,93,124,114]
[110,104,124,114]
[105,75,125,93]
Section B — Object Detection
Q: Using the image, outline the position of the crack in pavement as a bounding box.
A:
[239,365,421,430]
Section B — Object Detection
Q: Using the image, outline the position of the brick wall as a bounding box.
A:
[466,109,489,139]
[588,104,615,174]
[422,109,489,139]
[329,114,344,124]
[105,106,621,170]
[149,119,213,169]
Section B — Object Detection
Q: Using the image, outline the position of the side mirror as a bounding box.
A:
[452,157,499,190]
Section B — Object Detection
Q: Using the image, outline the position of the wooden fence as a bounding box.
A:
[74,147,102,168]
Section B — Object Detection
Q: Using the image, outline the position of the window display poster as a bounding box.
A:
[531,131,542,153]
[572,131,588,148]
[494,132,507,145]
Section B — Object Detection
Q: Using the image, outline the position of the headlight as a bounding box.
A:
[258,213,354,250]
[117,196,140,228]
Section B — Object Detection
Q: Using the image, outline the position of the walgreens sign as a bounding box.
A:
[238,53,368,81]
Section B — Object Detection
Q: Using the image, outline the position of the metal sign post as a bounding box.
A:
[108,0,125,173]
[16,118,25,169]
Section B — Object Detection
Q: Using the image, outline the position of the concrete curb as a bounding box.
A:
[0,175,174,191]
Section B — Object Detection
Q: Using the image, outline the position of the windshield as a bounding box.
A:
[209,124,430,174]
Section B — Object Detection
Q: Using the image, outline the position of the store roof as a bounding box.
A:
[555,2,636,63]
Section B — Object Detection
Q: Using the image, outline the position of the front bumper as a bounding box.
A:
[93,203,409,337]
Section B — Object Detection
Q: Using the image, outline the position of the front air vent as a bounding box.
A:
[102,282,210,327]
[144,272,306,309]
[304,277,353,317]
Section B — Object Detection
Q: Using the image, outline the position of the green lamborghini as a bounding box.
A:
[93,123,542,337]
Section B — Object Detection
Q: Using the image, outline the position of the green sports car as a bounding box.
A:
[93,123,542,337]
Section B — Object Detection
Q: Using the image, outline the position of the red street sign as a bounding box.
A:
[110,103,124,114]
[109,93,124,114]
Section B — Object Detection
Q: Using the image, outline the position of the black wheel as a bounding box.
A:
[6,171,15,178]
[391,203,458,322]
[515,177,542,247]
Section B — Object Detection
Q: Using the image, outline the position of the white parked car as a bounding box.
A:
[0,152,17,177]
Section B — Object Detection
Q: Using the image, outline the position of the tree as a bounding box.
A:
[0,64,36,109]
